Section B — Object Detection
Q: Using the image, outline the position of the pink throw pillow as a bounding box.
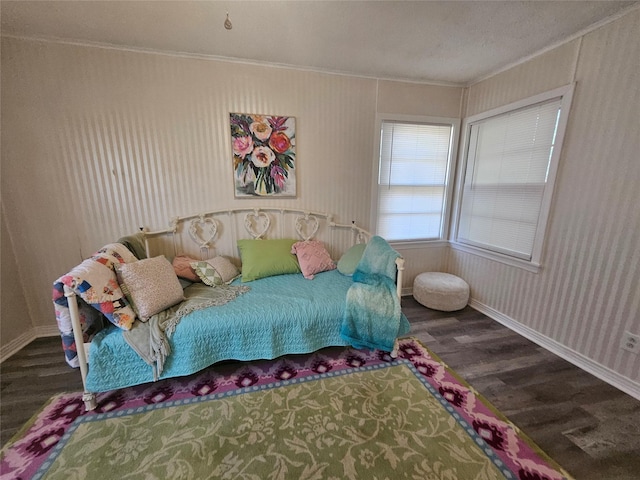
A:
[172,255,201,282]
[291,241,336,280]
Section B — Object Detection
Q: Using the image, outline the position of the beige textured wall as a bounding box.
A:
[0,37,462,353]
[465,39,580,116]
[449,10,640,390]
[0,204,31,354]
[377,80,463,118]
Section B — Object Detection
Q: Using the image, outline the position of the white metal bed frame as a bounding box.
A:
[64,207,405,410]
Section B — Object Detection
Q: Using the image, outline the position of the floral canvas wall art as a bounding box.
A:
[231,113,296,197]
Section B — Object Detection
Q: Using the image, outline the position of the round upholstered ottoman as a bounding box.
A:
[413,272,469,311]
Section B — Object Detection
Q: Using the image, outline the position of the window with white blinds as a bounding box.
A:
[376,120,455,241]
[456,85,573,264]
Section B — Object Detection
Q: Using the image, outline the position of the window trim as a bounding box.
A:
[371,113,460,245]
[450,84,575,272]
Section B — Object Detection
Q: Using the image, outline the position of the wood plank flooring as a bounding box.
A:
[2,298,639,479]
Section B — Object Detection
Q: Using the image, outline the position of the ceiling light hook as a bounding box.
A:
[224,11,233,30]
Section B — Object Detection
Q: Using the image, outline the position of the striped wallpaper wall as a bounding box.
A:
[448,9,640,392]
[4,41,380,248]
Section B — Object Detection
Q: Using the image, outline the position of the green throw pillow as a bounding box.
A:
[237,238,301,282]
[337,243,367,276]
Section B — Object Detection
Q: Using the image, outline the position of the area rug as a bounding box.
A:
[1,337,573,480]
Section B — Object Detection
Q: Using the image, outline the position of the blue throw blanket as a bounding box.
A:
[341,236,410,351]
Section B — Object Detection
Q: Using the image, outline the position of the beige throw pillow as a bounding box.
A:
[191,256,240,286]
[117,255,185,321]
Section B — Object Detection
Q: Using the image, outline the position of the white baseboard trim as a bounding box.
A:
[35,325,62,338]
[0,325,60,363]
[469,298,640,401]
[0,329,36,363]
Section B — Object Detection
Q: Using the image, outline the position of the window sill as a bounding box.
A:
[449,242,542,273]
[389,239,450,250]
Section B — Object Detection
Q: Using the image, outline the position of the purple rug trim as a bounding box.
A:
[0,339,570,480]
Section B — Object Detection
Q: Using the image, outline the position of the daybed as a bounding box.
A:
[53,208,409,411]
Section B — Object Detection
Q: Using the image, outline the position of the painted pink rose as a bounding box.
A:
[250,120,272,141]
[269,132,291,154]
[233,136,254,159]
[250,146,275,168]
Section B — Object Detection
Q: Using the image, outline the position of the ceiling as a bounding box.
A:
[1,1,638,85]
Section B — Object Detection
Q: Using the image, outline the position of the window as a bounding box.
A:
[454,85,574,268]
[374,116,458,242]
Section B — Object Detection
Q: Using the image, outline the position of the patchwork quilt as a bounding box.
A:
[52,243,137,367]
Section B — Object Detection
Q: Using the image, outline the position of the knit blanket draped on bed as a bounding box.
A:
[340,236,409,352]
[123,283,250,380]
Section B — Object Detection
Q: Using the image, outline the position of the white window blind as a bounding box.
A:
[457,98,562,260]
[377,121,453,241]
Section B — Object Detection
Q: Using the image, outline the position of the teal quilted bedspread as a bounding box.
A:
[87,270,360,392]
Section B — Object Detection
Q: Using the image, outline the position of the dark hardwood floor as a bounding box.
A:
[2,298,639,479]
[1,336,83,446]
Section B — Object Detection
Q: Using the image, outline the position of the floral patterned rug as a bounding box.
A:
[0,338,573,480]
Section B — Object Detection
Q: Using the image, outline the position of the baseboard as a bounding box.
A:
[35,325,61,338]
[0,329,36,363]
[469,298,640,401]
[0,325,60,363]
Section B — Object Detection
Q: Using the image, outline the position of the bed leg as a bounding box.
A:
[65,286,97,412]
[82,392,97,411]
[390,339,399,358]
[392,258,403,360]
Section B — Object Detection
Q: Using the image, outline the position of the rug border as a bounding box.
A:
[1,393,72,454]
[402,336,576,480]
